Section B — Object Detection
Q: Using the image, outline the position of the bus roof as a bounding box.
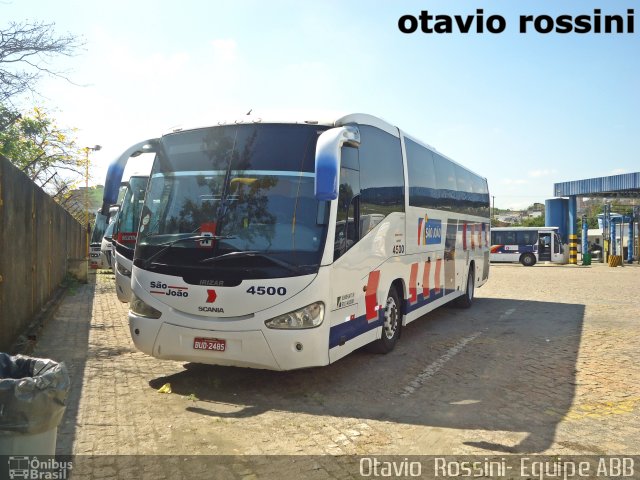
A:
[163,112,488,182]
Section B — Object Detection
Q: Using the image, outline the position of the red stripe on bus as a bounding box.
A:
[409,263,418,304]
[471,223,476,250]
[422,261,431,298]
[365,270,381,321]
[462,222,467,251]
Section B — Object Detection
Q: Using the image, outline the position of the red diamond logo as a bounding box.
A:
[206,290,217,303]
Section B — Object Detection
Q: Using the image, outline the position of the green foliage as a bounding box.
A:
[1,102,88,222]
[513,215,546,227]
[0,104,84,180]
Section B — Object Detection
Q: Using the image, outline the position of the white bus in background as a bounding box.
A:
[100,216,117,270]
[490,226,567,266]
[102,113,491,370]
[90,205,119,269]
[112,176,149,302]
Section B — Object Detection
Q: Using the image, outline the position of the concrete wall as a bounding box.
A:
[0,155,85,351]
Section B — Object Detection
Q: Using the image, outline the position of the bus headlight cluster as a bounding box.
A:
[116,262,132,277]
[130,293,162,319]
[264,302,324,329]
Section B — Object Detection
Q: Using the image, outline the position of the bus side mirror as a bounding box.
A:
[101,139,159,216]
[314,126,360,201]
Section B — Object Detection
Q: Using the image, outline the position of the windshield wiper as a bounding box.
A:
[141,235,235,268]
[199,250,301,273]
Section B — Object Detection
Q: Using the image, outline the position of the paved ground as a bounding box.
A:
[31,262,640,459]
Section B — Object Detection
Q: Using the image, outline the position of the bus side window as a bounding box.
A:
[334,152,360,260]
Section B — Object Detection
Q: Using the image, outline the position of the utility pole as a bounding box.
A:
[84,145,102,259]
[492,196,496,223]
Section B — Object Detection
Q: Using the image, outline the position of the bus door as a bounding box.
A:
[538,232,552,262]
[551,233,565,263]
[444,219,457,293]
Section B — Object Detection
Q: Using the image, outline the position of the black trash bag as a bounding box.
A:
[0,353,70,435]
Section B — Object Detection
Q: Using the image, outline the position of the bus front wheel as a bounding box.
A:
[367,287,400,354]
[520,253,536,267]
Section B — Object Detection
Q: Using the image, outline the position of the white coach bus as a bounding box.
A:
[103,113,490,370]
[112,175,149,302]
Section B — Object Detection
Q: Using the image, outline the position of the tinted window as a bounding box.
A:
[516,231,538,245]
[159,124,328,173]
[434,154,457,192]
[357,125,404,216]
[492,230,517,245]
[335,167,360,260]
[406,138,437,208]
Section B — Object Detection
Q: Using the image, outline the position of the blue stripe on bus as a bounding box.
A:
[329,313,382,349]
[404,288,452,314]
[328,288,455,349]
[492,245,535,254]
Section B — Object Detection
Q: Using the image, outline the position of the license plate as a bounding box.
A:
[193,337,226,352]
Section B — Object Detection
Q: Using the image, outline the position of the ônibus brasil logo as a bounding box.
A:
[417,215,442,246]
[7,456,72,479]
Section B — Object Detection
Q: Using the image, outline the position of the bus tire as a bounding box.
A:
[520,253,536,267]
[367,287,401,354]
[454,267,474,308]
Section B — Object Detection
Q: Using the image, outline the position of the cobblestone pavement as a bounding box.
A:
[31,263,640,458]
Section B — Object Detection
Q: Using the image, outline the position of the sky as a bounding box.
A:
[3,0,639,209]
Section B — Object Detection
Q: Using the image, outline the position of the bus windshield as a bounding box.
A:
[135,123,330,278]
[114,176,148,249]
[91,213,108,244]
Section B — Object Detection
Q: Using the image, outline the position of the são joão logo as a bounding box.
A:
[417,215,442,245]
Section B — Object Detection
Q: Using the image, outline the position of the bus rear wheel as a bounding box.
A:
[454,267,475,308]
[520,253,536,267]
[367,287,400,354]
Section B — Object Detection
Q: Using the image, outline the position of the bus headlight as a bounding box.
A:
[116,262,132,277]
[130,293,162,319]
[264,302,324,329]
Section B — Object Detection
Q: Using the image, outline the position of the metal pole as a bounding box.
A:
[492,196,495,223]
[84,145,102,261]
[628,217,634,264]
[582,214,588,262]
[85,148,89,258]
[568,196,577,265]
[611,219,617,256]
[603,203,610,260]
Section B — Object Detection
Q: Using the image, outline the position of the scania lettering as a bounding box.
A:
[103,114,490,370]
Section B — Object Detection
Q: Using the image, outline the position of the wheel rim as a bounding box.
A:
[468,273,474,300]
[383,296,399,339]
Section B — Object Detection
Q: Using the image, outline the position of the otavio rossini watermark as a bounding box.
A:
[359,456,636,479]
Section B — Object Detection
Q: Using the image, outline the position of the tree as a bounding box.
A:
[0,103,87,220]
[0,21,83,104]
